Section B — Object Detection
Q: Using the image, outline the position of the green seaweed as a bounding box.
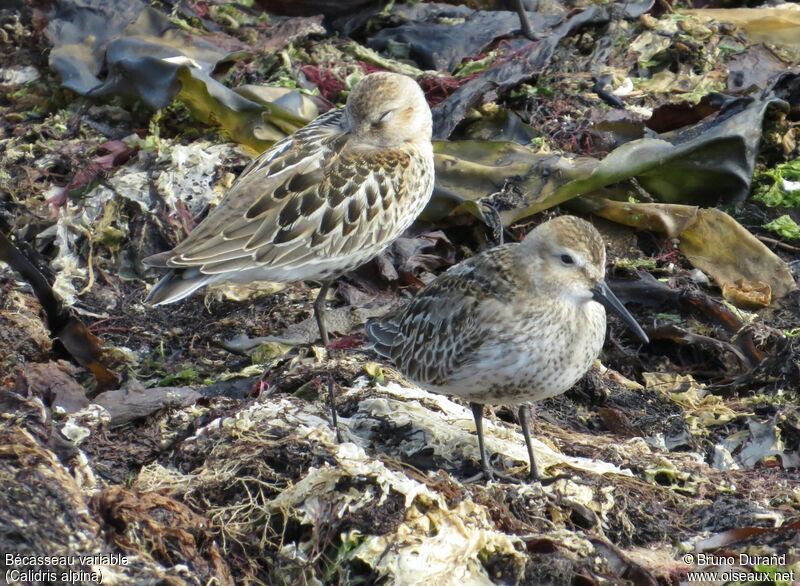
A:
[159,366,199,386]
[764,215,800,240]
[753,158,800,207]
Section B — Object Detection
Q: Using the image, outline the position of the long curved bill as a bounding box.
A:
[591,281,649,344]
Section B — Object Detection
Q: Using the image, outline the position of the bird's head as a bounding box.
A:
[345,72,432,148]
[521,215,649,343]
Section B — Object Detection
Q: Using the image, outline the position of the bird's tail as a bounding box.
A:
[365,314,401,359]
[145,268,213,306]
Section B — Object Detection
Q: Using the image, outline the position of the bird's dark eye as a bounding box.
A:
[378,110,394,122]
[371,112,392,130]
[560,254,575,265]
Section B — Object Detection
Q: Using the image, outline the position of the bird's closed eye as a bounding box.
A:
[560,254,575,265]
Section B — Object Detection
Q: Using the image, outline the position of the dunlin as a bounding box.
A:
[144,72,435,347]
[366,215,649,482]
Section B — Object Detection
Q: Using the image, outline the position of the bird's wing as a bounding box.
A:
[367,256,512,386]
[146,108,424,277]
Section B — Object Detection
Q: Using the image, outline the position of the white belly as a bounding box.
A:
[426,301,606,405]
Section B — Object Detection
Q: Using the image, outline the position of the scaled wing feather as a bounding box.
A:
[152,108,426,279]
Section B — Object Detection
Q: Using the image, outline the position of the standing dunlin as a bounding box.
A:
[366,216,649,482]
[144,72,434,347]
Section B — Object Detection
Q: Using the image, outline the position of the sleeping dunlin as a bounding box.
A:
[367,215,649,482]
[145,72,435,347]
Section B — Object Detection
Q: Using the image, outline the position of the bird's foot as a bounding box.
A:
[536,472,572,486]
[464,467,573,485]
[514,0,539,41]
[463,466,523,484]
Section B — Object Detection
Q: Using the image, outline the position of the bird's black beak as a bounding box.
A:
[591,281,649,344]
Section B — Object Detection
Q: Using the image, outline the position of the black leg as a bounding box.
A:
[328,373,342,443]
[313,281,340,441]
[464,403,522,483]
[313,281,332,346]
[470,402,494,481]
[518,403,540,482]
[513,0,538,41]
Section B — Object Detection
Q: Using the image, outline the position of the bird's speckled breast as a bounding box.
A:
[322,143,435,278]
[434,298,607,405]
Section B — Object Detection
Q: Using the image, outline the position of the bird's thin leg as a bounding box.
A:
[518,403,540,482]
[313,281,340,441]
[327,373,342,443]
[513,0,538,41]
[464,402,521,483]
[313,280,332,346]
[471,402,493,481]
[519,403,571,485]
